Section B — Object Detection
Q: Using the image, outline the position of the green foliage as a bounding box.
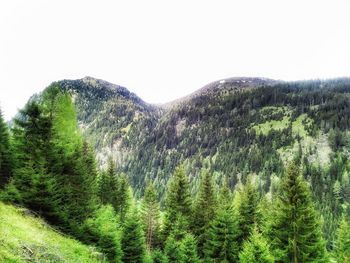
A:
[97,158,118,206]
[141,181,161,250]
[84,205,122,262]
[335,216,350,263]
[0,108,12,188]
[164,234,183,263]
[121,209,146,263]
[152,249,169,263]
[203,204,239,262]
[115,173,133,222]
[163,165,192,241]
[180,234,200,263]
[192,169,217,253]
[235,177,260,246]
[5,87,97,235]
[267,162,328,262]
[0,201,101,263]
[239,227,274,263]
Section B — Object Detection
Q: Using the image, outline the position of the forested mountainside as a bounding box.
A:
[57,77,350,196]
[1,78,350,262]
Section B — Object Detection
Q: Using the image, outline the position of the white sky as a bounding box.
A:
[1,0,350,120]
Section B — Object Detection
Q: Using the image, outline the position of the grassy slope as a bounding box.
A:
[0,202,100,263]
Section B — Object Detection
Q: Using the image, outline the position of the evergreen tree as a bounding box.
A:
[9,101,55,217]
[235,177,259,246]
[84,205,122,263]
[7,87,97,234]
[267,162,328,262]
[121,209,146,263]
[163,165,192,241]
[152,249,169,263]
[0,108,12,188]
[204,203,239,262]
[180,234,200,263]
[116,173,132,222]
[335,216,350,263]
[97,158,118,206]
[239,226,274,263]
[164,234,184,263]
[141,181,161,250]
[192,169,217,253]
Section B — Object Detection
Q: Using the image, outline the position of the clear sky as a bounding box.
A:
[1,0,350,120]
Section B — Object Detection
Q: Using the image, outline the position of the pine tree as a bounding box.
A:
[267,162,328,262]
[192,169,217,253]
[152,249,169,263]
[163,165,192,241]
[84,205,122,263]
[335,216,350,263]
[97,158,118,206]
[0,108,12,188]
[203,203,239,262]
[239,226,274,263]
[116,173,132,222]
[235,177,259,247]
[9,101,55,217]
[180,234,200,263]
[164,234,184,263]
[141,181,161,250]
[121,209,146,263]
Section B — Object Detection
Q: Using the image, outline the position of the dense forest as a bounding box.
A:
[1,77,350,262]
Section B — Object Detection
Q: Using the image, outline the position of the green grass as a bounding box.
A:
[0,202,101,263]
[252,115,290,135]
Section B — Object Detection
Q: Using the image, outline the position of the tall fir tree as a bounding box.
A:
[116,173,132,222]
[238,226,274,263]
[203,197,239,262]
[0,108,12,188]
[235,177,259,247]
[121,208,146,263]
[335,216,350,263]
[97,158,118,206]
[267,162,328,262]
[141,181,161,250]
[180,233,200,263]
[7,87,97,234]
[191,169,217,254]
[163,165,192,241]
[164,234,184,263]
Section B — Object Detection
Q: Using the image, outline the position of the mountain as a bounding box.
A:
[50,76,350,199]
[0,201,101,262]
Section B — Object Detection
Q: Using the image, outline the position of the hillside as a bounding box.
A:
[53,77,350,199]
[0,202,101,262]
[2,76,350,261]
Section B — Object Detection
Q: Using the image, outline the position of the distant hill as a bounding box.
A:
[47,77,350,198]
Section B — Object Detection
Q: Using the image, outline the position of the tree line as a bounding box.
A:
[0,86,349,262]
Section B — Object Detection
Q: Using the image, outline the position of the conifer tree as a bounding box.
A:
[180,234,200,263]
[164,234,184,263]
[152,249,169,263]
[0,108,12,188]
[192,169,217,253]
[121,209,146,263]
[239,226,274,263]
[335,216,350,263]
[116,173,132,222]
[141,181,161,250]
[203,200,239,262]
[235,177,259,246]
[163,165,192,241]
[97,158,118,206]
[267,162,328,262]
